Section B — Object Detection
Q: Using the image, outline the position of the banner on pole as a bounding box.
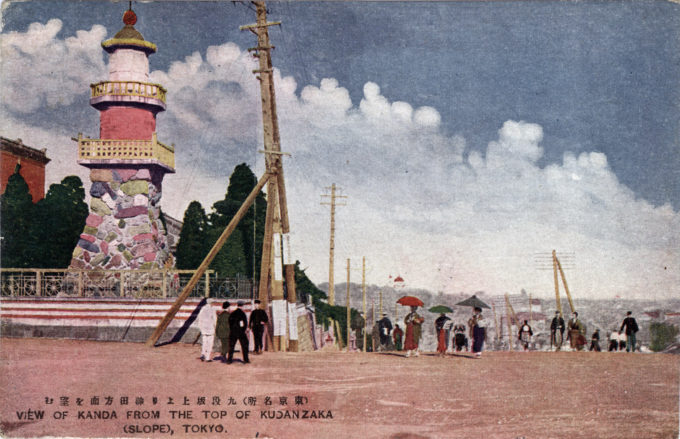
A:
[288,302,298,340]
[282,233,292,265]
[272,299,287,336]
[273,233,283,281]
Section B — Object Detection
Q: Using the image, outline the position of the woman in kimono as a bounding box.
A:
[468,306,486,358]
[435,313,451,356]
[403,306,425,357]
[518,320,533,351]
[393,324,404,351]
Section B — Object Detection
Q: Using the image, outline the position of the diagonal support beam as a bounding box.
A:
[145,172,271,347]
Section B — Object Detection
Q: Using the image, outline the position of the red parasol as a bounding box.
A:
[397,296,424,307]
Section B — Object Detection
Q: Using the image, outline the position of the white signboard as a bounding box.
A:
[288,302,298,340]
[272,299,287,337]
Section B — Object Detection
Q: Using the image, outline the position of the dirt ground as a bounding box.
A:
[0,338,678,439]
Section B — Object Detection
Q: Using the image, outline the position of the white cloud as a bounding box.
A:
[0,19,107,113]
[2,23,678,301]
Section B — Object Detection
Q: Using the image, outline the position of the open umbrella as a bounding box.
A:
[455,294,490,309]
[396,296,424,307]
[428,305,454,314]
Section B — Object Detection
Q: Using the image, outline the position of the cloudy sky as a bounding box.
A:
[1,0,678,300]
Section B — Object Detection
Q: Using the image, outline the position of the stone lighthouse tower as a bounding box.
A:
[70,8,174,271]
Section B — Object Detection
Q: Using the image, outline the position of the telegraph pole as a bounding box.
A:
[362,257,367,352]
[241,1,298,351]
[321,183,346,305]
[346,258,351,352]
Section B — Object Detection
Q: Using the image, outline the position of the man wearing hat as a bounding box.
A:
[620,311,639,352]
[550,311,565,351]
[216,301,231,362]
[227,301,250,364]
[567,311,585,351]
[197,298,219,362]
[249,300,269,355]
[378,313,393,350]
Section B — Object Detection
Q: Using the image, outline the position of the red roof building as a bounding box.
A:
[1,136,50,201]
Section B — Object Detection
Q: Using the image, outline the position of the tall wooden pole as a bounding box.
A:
[321,184,346,306]
[362,257,366,352]
[552,250,562,317]
[556,256,575,315]
[346,258,351,352]
[145,173,270,347]
[258,180,276,307]
[505,300,514,351]
[242,1,299,351]
[492,303,499,343]
[328,184,337,306]
[505,293,519,351]
[270,195,285,352]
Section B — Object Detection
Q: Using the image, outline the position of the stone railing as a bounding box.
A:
[0,268,213,299]
[76,133,175,170]
[90,80,167,104]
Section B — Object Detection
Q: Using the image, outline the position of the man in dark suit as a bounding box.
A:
[249,300,269,354]
[227,301,250,364]
[620,311,639,353]
[550,311,565,351]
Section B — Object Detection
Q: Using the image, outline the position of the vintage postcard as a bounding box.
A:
[1,0,678,438]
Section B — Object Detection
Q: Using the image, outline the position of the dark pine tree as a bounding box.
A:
[0,168,34,268]
[209,163,266,279]
[29,176,88,268]
[206,226,247,277]
[175,201,209,270]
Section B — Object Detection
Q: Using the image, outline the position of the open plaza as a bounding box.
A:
[0,338,678,439]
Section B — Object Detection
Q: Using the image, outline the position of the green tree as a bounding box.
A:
[0,169,34,268]
[206,226,247,277]
[29,176,88,268]
[209,164,266,278]
[293,260,362,347]
[650,322,679,352]
[175,201,209,270]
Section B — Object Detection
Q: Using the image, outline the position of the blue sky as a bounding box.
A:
[1,0,678,299]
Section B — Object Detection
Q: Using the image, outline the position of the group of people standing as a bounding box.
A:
[196,299,269,364]
[550,310,639,352]
[432,306,487,358]
[368,306,487,358]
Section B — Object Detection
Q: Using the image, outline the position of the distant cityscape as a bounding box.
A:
[316,282,680,351]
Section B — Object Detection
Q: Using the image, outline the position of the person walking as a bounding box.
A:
[435,313,451,356]
[518,320,533,351]
[403,306,425,357]
[468,307,487,358]
[620,311,639,352]
[567,312,586,351]
[617,331,627,351]
[550,311,565,351]
[215,301,231,362]
[393,324,404,351]
[227,301,249,364]
[589,329,601,352]
[608,331,619,351]
[378,313,393,350]
[249,299,268,355]
[197,299,218,362]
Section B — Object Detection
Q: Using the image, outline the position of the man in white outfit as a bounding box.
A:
[197,299,218,362]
